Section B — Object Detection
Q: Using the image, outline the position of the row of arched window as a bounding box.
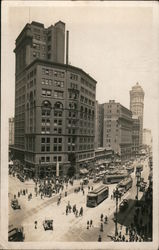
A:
[26,100,95,115]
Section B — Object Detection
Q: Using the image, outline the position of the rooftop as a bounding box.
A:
[131,82,144,93]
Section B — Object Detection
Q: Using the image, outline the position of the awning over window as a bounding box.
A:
[79,168,88,174]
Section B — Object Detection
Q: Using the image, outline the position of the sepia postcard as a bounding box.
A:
[1,1,159,249]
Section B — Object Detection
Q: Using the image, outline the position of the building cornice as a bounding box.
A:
[25,58,97,84]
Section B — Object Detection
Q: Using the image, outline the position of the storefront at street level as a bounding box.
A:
[95,147,114,166]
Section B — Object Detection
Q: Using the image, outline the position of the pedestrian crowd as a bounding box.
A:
[65,201,84,218]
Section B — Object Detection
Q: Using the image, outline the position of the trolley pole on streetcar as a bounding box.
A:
[114,187,120,236]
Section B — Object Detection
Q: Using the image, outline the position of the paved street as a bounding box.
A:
[9,157,150,242]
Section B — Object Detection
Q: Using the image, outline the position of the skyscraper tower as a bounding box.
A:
[130,82,144,146]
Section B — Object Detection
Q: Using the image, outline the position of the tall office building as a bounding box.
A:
[9,117,15,146]
[143,128,152,148]
[130,82,144,146]
[132,115,140,157]
[103,100,133,160]
[13,21,97,177]
[95,101,104,149]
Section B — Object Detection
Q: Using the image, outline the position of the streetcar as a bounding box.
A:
[11,199,21,210]
[136,164,143,174]
[117,176,133,192]
[8,225,25,242]
[86,185,109,207]
[135,165,143,175]
[119,199,129,212]
[126,166,134,174]
[103,174,128,184]
[43,219,53,230]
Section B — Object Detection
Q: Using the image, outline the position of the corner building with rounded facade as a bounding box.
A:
[25,60,96,177]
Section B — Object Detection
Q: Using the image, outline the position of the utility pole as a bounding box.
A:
[114,187,120,236]
[136,171,141,204]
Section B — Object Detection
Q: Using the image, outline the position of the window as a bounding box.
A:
[58,120,62,125]
[42,68,53,76]
[70,82,78,89]
[46,145,50,151]
[41,145,45,152]
[54,146,57,151]
[33,51,40,58]
[58,146,62,151]
[46,138,50,143]
[48,36,51,41]
[54,111,62,117]
[55,80,64,88]
[54,156,57,162]
[58,128,62,134]
[33,43,40,49]
[58,156,62,161]
[59,138,62,143]
[41,138,45,143]
[42,109,51,117]
[34,34,40,40]
[41,78,53,85]
[46,127,50,133]
[54,102,63,110]
[70,73,78,81]
[41,127,45,133]
[68,138,71,143]
[54,119,57,126]
[54,138,57,143]
[54,71,64,78]
[46,156,50,162]
[54,91,63,99]
[48,45,51,51]
[41,157,45,162]
[42,89,52,97]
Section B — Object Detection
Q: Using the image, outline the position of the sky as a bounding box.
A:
[2,1,159,139]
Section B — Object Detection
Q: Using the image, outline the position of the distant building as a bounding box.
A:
[95,101,104,149]
[132,115,140,157]
[103,100,133,161]
[130,82,144,146]
[95,147,113,166]
[9,117,14,145]
[13,21,97,178]
[143,128,152,148]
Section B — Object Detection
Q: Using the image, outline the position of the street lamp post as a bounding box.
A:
[114,187,120,236]
[136,171,141,204]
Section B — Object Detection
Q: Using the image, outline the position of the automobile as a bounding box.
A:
[88,175,94,179]
[11,199,21,210]
[119,199,129,211]
[93,177,101,183]
[52,189,56,195]
[139,182,146,192]
[82,178,89,185]
[19,175,25,182]
[8,225,25,241]
[43,219,53,231]
[117,187,125,196]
